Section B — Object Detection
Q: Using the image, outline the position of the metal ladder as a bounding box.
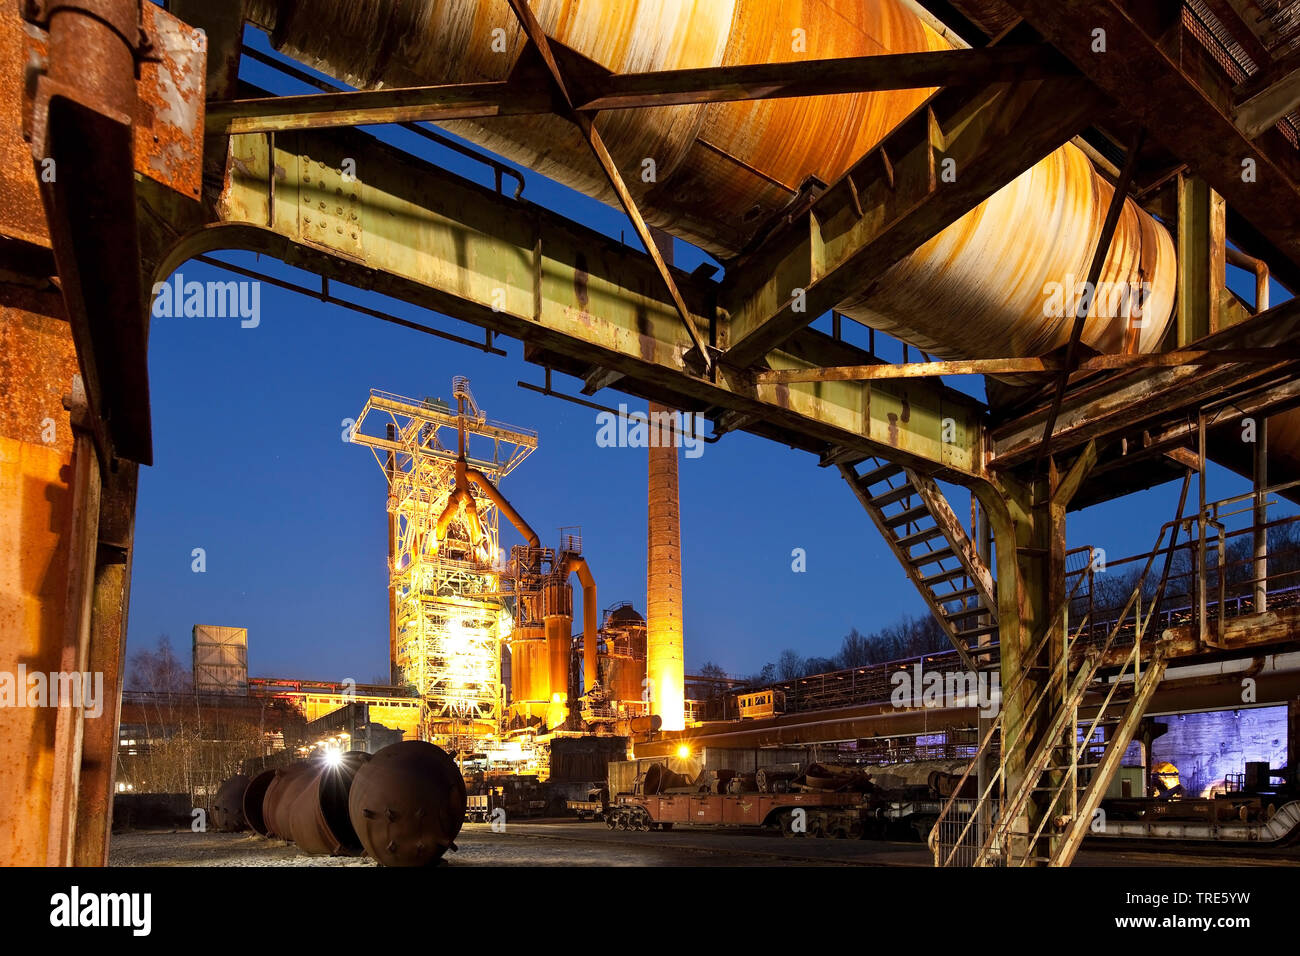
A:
[930,536,1174,867]
[839,458,998,668]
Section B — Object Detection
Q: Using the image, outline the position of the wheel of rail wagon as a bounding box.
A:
[831,824,849,840]
[779,812,799,838]
[605,811,617,830]
[636,811,650,832]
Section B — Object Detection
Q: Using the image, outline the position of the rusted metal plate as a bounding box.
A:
[0,10,48,249]
[134,2,205,198]
[17,4,204,201]
[0,289,78,866]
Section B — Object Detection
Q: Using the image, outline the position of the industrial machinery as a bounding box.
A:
[348,740,467,866]
[603,757,972,840]
[14,0,1300,872]
[222,740,468,864]
[351,380,536,751]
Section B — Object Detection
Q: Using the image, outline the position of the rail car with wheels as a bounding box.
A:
[609,789,868,837]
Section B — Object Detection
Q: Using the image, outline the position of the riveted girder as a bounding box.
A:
[161,124,987,481]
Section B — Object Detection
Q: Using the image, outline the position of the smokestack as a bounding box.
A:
[647,402,685,731]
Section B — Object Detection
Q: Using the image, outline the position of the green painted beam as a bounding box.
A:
[718,73,1103,367]
[172,126,986,479]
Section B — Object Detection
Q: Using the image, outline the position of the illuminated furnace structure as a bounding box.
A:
[351,379,536,751]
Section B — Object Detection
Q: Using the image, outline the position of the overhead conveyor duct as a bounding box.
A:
[241,0,1177,371]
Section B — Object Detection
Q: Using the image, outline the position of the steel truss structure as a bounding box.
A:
[9,0,1300,867]
[350,382,536,747]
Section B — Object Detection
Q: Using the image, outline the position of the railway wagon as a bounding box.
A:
[611,789,865,837]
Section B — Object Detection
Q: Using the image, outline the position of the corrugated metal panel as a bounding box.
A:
[192,624,248,695]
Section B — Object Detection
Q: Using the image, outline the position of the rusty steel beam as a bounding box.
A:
[574,44,1072,110]
[196,124,986,480]
[1233,67,1300,139]
[991,292,1300,468]
[756,348,1300,383]
[72,461,137,866]
[207,80,555,135]
[23,3,204,467]
[208,45,1071,134]
[720,70,1104,368]
[505,0,712,373]
[999,0,1300,283]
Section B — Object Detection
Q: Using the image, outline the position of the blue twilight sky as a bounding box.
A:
[123,27,1294,683]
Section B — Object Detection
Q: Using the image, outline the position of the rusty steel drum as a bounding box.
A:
[262,761,318,842]
[210,774,250,832]
[242,768,278,837]
[347,741,466,867]
[289,752,370,856]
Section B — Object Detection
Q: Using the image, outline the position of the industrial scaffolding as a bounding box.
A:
[351,380,537,750]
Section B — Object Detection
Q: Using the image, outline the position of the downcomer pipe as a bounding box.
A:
[564,555,600,695]
[242,0,1177,367]
[464,467,539,549]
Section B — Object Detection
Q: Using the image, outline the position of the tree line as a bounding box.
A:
[699,611,950,688]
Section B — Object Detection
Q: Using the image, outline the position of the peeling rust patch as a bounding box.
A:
[133,4,205,197]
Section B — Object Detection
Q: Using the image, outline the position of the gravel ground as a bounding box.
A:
[107,820,1300,867]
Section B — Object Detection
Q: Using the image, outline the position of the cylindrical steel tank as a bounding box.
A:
[261,761,318,841]
[289,752,370,855]
[243,768,278,837]
[510,624,549,707]
[348,740,467,866]
[210,774,250,832]
[242,0,1177,366]
[601,606,648,705]
[542,579,572,722]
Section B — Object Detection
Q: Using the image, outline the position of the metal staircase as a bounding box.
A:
[839,458,997,668]
[929,525,1176,867]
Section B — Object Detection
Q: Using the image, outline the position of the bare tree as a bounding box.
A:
[697,661,726,680]
[127,635,193,693]
[838,627,872,668]
[777,648,804,681]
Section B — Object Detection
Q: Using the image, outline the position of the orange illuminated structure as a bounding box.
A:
[351,380,536,750]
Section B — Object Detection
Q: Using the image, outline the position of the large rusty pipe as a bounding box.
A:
[289,752,369,855]
[242,0,1177,368]
[348,740,466,866]
[242,768,277,836]
[564,554,600,695]
[435,455,485,544]
[464,466,539,548]
[261,761,318,841]
[210,774,250,832]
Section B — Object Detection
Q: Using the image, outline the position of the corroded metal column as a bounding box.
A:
[647,404,685,731]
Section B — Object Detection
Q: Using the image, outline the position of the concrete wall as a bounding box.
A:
[1150,705,1289,797]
